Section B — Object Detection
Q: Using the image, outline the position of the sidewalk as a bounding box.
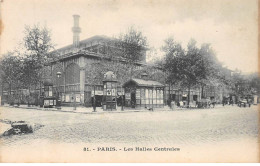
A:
[2,104,174,114]
[1,103,229,114]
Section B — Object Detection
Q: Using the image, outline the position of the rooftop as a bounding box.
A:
[123,78,164,88]
[55,35,112,52]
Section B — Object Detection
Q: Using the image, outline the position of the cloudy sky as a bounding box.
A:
[0,0,258,73]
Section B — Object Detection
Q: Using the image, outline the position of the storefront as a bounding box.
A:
[123,78,164,109]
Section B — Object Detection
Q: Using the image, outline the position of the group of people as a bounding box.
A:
[169,100,216,109]
[222,99,234,106]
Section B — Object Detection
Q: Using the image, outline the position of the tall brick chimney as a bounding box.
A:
[72,15,81,48]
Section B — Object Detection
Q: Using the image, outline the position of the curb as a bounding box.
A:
[1,105,232,114]
[1,105,173,114]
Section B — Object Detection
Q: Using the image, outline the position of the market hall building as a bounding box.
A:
[48,15,152,108]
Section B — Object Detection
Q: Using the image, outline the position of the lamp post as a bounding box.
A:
[121,85,124,111]
[93,76,97,112]
[56,71,62,109]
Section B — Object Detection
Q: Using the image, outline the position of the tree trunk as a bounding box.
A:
[9,83,12,105]
[121,85,124,111]
[1,81,3,105]
[18,89,20,106]
[188,84,190,107]
[39,81,42,103]
[28,86,31,106]
[169,83,171,107]
[201,84,204,99]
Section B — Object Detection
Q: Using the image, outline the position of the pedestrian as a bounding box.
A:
[212,101,215,108]
[179,101,183,108]
[171,101,175,111]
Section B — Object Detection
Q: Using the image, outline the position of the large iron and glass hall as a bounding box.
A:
[47,15,148,107]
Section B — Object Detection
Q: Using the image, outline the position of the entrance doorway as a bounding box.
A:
[193,95,198,101]
[131,92,136,108]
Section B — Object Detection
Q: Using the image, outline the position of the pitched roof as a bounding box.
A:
[123,78,164,87]
[55,35,112,52]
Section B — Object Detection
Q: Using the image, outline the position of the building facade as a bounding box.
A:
[48,15,146,107]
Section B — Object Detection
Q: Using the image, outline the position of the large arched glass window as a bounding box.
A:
[65,63,80,84]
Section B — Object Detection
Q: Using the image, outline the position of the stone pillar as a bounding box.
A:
[63,62,66,94]
[79,56,85,105]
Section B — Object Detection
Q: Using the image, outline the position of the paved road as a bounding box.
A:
[0,105,258,146]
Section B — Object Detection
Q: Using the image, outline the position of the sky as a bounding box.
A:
[0,0,258,73]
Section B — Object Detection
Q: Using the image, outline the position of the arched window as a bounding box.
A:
[65,63,80,84]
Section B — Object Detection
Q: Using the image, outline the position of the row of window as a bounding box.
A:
[124,89,164,100]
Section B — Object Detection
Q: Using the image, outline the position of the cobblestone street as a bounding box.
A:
[1,105,258,145]
[0,105,259,162]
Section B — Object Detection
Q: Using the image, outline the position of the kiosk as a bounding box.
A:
[43,79,56,108]
[102,71,117,111]
[123,78,164,109]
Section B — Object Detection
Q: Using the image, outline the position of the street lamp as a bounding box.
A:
[93,76,97,112]
[56,71,62,109]
[121,85,124,111]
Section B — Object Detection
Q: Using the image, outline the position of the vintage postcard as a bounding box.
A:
[0,0,259,163]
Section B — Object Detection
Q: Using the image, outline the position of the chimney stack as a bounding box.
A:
[72,15,81,48]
